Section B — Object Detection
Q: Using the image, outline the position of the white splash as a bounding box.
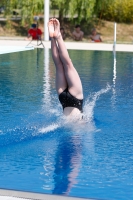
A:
[37,123,59,134]
[38,84,111,135]
[84,84,111,121]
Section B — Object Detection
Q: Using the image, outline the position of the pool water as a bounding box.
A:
[0,49,133,200]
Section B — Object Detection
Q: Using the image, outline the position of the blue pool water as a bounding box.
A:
[0,49,133,200]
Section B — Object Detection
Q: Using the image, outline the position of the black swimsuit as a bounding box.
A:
[59,88,83,112]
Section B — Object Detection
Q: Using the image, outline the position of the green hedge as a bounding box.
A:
[96,0,133,22]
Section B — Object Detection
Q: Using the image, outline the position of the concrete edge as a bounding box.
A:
[0,40,133,52]
[0,189,97,200]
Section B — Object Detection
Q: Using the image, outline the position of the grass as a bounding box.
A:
[0,17,133,44]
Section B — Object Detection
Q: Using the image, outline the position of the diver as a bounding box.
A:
[48,18,83,120]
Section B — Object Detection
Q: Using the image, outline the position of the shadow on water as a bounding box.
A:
[52,132,82,195]
[36,48,44,68]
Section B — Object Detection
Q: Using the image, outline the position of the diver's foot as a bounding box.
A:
[53,18,61,39]
[47,19,54,38]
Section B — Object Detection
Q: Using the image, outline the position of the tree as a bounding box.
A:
[2,0,133,25]
[51,0,71,24]
[51,0,96,23]
[69,0,96,23]
[2,0,44,24]
[94,0,133,23]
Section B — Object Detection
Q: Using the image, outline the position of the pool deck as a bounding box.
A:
[0,37,133,52]
[0,189,96,200]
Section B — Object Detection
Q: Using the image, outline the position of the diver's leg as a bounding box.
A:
[53,18,83,99]
[48,19,67,94]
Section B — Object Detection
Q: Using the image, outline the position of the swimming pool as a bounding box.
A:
[0,48,133,200]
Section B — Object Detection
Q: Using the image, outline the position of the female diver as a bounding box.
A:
[48,18,83,119]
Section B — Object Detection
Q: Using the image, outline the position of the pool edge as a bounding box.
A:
[0,40,133,52]
[0,189,97,200]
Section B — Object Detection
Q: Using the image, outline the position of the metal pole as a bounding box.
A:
[113,22,117,52]
[44,0,49,41]
[114,22,116,44]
